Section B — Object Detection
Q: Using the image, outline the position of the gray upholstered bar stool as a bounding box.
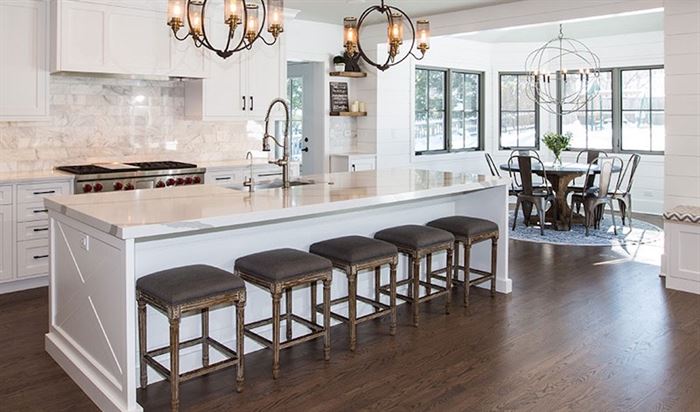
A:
[234,248,332,379]
[374,225,455,327]
[309,236,399,351]
[136,265,246,411]
[427,216,499,306]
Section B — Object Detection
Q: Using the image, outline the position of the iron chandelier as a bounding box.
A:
[524,24,602,115]
[167,0,284,59]
[343,0,431,71]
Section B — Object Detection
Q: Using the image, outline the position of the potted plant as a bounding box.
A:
[542,132,572,166]
[333,55,346,72]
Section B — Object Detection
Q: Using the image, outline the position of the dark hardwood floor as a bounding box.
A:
[1,216,698,411]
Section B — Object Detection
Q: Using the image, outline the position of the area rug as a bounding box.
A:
[508,211,663,247]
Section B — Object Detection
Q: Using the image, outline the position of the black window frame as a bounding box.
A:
[414,66,485,155]
[619,65,665,155]
[556,65,665,155]
[498,72,540,150]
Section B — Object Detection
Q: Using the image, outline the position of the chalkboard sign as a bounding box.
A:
[330,82,349,114]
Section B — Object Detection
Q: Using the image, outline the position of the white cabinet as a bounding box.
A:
[51,0,206,78]
[330,154,377,173]
[0,204,12,282]
[0,0,49,121]
[185,39,285,120]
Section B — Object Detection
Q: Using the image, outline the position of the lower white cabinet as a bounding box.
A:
[0,204,12,282]
[330,154,377,173]
[17,240,49,279]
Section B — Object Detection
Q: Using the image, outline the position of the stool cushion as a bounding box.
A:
[427,216,499,240]
[374,225,454,250]
[137,265,245,306]
[235,248,332,282]
[310,236,398,266]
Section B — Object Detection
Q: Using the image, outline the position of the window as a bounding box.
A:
[287,76,303,162]
[621,67,664,152]
[499,73,539,149]
[415,67,483,154]
[561,70,613,150]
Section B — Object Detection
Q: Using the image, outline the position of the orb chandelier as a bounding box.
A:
[343,0,431,71]
[167,0,284,60]
[524,24,601,115]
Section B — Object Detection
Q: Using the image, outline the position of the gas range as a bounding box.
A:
[56,161,206,193]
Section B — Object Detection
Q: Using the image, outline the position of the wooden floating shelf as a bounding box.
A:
[330,111,368,117]
[330,71,368,78]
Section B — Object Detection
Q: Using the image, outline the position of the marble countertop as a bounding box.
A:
[45,168,509,240]
[0,170,75,184]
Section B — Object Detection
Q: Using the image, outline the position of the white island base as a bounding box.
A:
[44,169,511,412]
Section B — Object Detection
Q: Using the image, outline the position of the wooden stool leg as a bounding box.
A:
[272,292,281,379]
[374,266,381,303]
[412,255,421,327]
[137,298,147,389]
[454,241,461,282]
[285,288,293,341]
[310,281,317,325]
[491,238,498,297]
[169,312,181,411]
[464,243,472,307]
[348,270,358,351]
[406,255,413,301]
[323,279,331,361]
[426,253,432,292]
[445,248,453,315]
[389,262,397,336]
[235,300,245,393]
[201,308,209,367]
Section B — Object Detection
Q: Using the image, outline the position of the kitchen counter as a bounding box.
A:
[0,169,74,184]
[45,167,511,412]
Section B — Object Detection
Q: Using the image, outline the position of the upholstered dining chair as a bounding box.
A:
[610,153,641,228]
[569,156,624,236]
[508,154,556,236]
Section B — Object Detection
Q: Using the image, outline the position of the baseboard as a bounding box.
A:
[0,276,48,295]
[666,276,700,295]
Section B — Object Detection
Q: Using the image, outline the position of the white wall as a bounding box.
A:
[664,0,700,211]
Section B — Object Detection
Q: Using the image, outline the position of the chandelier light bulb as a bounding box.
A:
[224,0,242,27]
[167,0,186,31]
[268,0,284,38]
[344,17,358,55]
[416,20,430,54]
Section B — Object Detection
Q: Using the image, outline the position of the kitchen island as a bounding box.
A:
[44,168,511,412]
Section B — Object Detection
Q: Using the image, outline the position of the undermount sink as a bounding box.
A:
[229,179,317,191]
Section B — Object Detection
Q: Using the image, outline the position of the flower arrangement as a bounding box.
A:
[542,132,572,165]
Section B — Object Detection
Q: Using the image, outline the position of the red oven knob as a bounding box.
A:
[166,178,175,186]
[193,176,202,184]
[176,178,185,186]
[156,181,166,188]
[124,183,135,191]
[114,182,124,191]
[83,184,93,193]
[185,177,193,185]
[94,183,104,192]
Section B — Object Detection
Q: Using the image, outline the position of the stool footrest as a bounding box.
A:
[144,336,240,383]
[244,314,326,350]
[379,279,447,303]
[430,267,494,286]
[315,295,392,324]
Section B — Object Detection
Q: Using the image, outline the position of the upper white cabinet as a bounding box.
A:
[50,0,206,78]
[0,0,49,121]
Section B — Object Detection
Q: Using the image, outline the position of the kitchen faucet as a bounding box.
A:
[262,98,291,189]
[243,151,255,192]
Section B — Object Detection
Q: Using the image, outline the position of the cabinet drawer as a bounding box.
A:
[17,220,50,242]
[18,202,50,222]
[16,182,70,204]
[17,239,49,279]
[0,186,11,205]
[350,158,376,172]
[205,170,245,186]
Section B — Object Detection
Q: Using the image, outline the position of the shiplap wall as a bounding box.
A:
[664,0,700,211]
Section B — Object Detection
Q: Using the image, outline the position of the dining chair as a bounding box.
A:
[485,153,522,197]
[569,149,610,194]
[610,153,641,228]
[508,154,556,236]
[569,156,624,236]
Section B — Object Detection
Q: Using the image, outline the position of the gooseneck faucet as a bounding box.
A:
[243,151,255,192]
[262,98,291,189]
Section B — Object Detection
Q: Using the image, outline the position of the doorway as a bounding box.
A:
[287,61,325,175]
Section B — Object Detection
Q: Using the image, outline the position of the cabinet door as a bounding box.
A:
[202,53,246,119]
[53,0,107,73]
[170,35,207,79]
[245,40,284,118]
[0,0,49,121]
[0,205,12,282]
[106,7,170,76]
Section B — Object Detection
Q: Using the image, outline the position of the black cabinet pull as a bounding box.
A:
[242,96,247,111]
[215,176,232,181]
[250,96,254,111]
[33,209,48,214]
[33,227,49,232]
[33,255,49,260]
[33,190,56,195]
[352,164,356,172]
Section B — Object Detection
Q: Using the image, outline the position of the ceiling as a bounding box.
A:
[285,0,520,24]
[454,10,663,43]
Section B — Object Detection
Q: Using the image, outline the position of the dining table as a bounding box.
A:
[500,161,622,231]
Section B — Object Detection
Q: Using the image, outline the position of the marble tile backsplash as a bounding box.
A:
[0,75,265,172]
[329,117,358,153]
